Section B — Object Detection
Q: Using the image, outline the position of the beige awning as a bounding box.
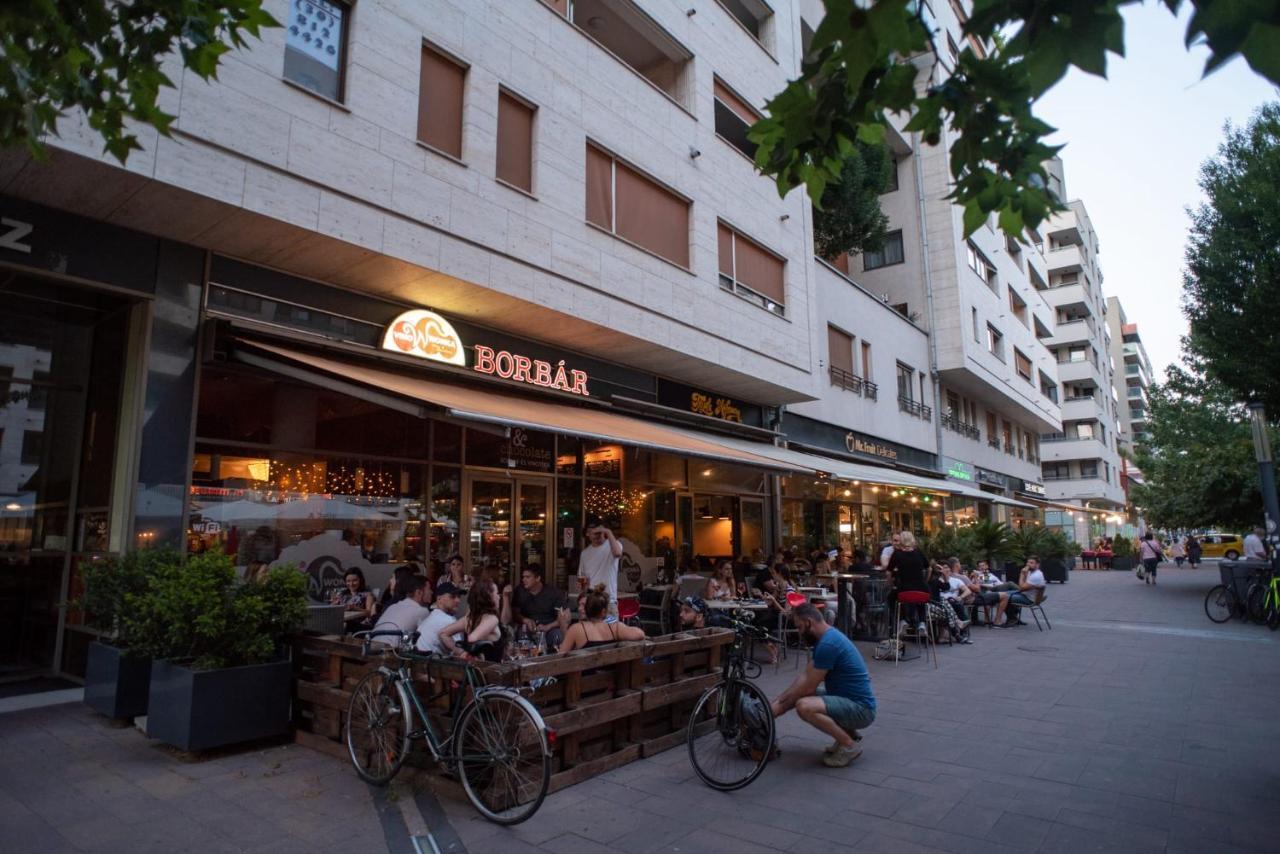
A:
[234,340,808,473]
[702,436,955,495]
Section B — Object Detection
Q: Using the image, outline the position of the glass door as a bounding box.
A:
[466,477,512,581]
[516,480,549,571]
[676,492,694,571]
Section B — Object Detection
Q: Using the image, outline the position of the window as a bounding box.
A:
[715,0,775,51]
[713,77,761,160]
[946,32,959,64]
[542,0,693,107]
[283,0,350,102]
[1080,461,1099,479]
[418,43,467,159]
[896,363,914,402]
[966,241,997,288]
[21,429,42,464]
[496,89,535,192]
[587,143,691,268]
[861,341,873,382]
[1075,421,1095,440]
[863,230,904,270]
[885,156,899,193]
[986,324,1004,360]
[1039,371,1058,402]
[986,411,997,445]
[1008,286,1028,326]
[1044,462,1070,480]
[972,307,980,343]
[827,325,855,377]
[1002,420,1013,453]
[719,221,786,315]
[1067,346,1088,363]
[1014,348,1032,382]
[828,252,851,275]
[946,391,960,417]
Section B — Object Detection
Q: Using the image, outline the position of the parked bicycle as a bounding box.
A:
[1204,582,1246,623]
[686,612,777,791]
[1246,566,1280,630]
[345,629,553,824]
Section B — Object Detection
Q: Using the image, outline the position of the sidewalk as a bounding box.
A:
[4,565,1279,853]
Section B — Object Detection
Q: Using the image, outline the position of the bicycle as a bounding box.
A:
[1204,582,1246,623]
[1245,566,1280,630]
[686,612,778,791]
[345,629,553,824]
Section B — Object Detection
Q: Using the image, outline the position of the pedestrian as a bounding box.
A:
[1168,537,1186,568]
[1138,532,1162,585]
[577,516,623,615]
[1244,526,1269,561]
[1186,534,1202,568]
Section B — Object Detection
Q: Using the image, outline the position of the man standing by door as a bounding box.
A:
[578,517,623,615]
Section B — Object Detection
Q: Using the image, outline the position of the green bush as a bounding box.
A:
[1008,526,1049,563]
[1038,528,1077,560]
[123,552,308,670]
[967,519,1014,566]
[1112,535,1134,558]
[76,549,170,650]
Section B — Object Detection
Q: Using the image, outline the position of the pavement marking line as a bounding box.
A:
[411,779,468,854]
[1053,619,1280,644]
[367,783,418,854]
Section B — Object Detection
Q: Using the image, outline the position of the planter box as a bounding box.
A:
[1110,556,1134,572]
[147,658,291,752]
[84,642,151,720]
[1042,557,1069,584]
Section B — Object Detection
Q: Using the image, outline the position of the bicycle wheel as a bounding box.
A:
[345,669,412,785]
[1204,585,1234,623]
[1268,591,1280,631]
[1246,582,1266,623]
[687,679,775,791]
[454,691,550,825]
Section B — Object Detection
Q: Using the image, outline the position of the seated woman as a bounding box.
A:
[926,564,971,643]
[438,585,504,661]
[559,585,645,652]
[704,560,737,601]
[331,568,376,633]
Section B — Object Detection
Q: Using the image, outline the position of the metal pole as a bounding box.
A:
[1247,404,1280,565]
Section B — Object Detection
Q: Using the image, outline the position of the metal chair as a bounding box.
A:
[1024,589,1051,631]
[893,590,937,668]
[638,584,672,636]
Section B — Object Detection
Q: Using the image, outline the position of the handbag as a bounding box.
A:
[1135,564,1146,580]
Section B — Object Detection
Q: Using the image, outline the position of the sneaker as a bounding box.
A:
[898,619,910,637]
[823,740,841,755]
[917,622,928,635]
[822,744,862,767]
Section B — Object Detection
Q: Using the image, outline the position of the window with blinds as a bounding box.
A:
[713,77,760,159]
[496,89,535,192]
[418,43,467,159]
[585,143,690,268]
[718,221,786,316]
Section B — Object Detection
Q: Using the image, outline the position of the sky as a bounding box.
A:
[1035,2,1278,379]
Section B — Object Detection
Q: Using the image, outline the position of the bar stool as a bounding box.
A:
[893,590,937,668]
[785,592,812,669]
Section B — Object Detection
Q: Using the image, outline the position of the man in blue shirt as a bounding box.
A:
[770,603,876,767]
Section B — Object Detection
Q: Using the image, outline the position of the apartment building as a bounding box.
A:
[1106,296,1154,451]
[1036,162,1126,542]
[843,0,1061,523]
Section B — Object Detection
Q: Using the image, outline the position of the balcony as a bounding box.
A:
[1049,318,1095,346]
[1043,282,1092,314]
[1061,396,1103,420]
[941,412,980,440]
[1040,436,1105,461]
[1056,359,1099,383]
[898,397,932,421]
[1046,242,1084,272]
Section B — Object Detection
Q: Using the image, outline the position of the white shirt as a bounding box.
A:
[879,545,895,568]
[579,541,620,603]
[415,608,459,654]
[1244,533,1267,560]
[943,575,968,600]
[375,599,430,639]
[1026,568,1046,589]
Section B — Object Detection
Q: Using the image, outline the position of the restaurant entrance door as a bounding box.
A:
[464,475,551,580]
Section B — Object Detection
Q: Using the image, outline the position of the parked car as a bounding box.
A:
[1198,533,1245,560]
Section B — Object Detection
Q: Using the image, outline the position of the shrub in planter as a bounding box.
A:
[77,549,169,719]
[1038,529,1076,582]
[124,552,308,751]
[1111,535,1135,571]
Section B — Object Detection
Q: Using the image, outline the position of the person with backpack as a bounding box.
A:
[769,604,876,768]
[1139,532,1163,585]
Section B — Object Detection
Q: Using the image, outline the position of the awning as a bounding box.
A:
[233,340,810,474]
[704,436,955,495]
[944,481,1039,510]
[1023,496,1094,513]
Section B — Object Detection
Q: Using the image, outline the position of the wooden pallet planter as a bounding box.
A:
[290,627,733,791]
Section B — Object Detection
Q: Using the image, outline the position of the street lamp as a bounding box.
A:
[1247,403,1280,560]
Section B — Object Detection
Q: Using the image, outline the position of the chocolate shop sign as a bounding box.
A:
[845,434,898,462]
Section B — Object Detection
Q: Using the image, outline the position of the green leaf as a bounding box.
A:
[962,199,988,236]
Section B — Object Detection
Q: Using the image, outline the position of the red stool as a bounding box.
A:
[617,597,641,626]
[894,590,937,668]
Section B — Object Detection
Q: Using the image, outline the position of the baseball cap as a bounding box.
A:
[434,580,460,597]
[827,549,839,560]
[681,596,709,615]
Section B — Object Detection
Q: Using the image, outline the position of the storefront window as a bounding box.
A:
[429,466,460,567]
[433,421,461,463]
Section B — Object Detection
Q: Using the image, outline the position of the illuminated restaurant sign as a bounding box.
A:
[845,433,898,462]
[382,309,466,366]
[1018,480,1046,496]
[473,345,590,396]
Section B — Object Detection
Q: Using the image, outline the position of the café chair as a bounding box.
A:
[784,591,813,669]
[893,590,937,669]
[638,584,672,636]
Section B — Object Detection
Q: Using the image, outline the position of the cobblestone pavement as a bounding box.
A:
[4,563,1279,854]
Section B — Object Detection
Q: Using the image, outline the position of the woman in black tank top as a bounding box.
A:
[559,584,645,653]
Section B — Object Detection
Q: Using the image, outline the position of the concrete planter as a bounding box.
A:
[1042,557,1070,583]
[84,642,152,720]
[146,658,291,752]
[1110,556,1134,572]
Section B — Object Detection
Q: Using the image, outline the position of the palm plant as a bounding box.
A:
[967,519,1014,567]
[1008,526,1049,563]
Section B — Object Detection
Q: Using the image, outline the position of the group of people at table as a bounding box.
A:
[316,522,1045,769]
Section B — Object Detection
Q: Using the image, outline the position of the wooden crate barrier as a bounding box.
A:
[290,628,733,791]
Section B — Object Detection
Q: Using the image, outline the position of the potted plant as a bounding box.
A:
[78,549,164,720]
[1111,535,1135,572]
[124,552,308,752]
[1038,529,1076,583]
[966,519,1014,575]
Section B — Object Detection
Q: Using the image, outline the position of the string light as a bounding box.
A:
[584,484,651,516]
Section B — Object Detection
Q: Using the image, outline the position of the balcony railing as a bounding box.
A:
[864,380,878,401]
[829,365,877,401]
[940,413,980,440]
[988,437,1000,449]
[897,396,932,420]
[1003,441,1016,454]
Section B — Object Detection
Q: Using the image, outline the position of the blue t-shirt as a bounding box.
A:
[812,628,875,709]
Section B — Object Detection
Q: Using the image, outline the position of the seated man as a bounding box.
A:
[941,558,974,619]
[374,575,431,639]
[502,563,568,649]
[678,596,709,630]
[415,581,463,654]
[993,556,1046,627]
[770,604,876,768]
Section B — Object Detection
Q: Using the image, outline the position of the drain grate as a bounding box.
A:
[1017,645,1059,654]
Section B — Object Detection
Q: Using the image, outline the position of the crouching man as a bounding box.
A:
[769,604,876,767]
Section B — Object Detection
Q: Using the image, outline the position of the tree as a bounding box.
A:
[1130,365,1271,531]
[0,1,277,162]
[813,141,893,261]
[751,0,1280,239]
[1181,102,1280,414]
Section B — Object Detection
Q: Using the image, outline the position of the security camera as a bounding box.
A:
[689,147,702,159]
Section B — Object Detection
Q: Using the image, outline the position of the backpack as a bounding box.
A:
[737,689,772,756]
